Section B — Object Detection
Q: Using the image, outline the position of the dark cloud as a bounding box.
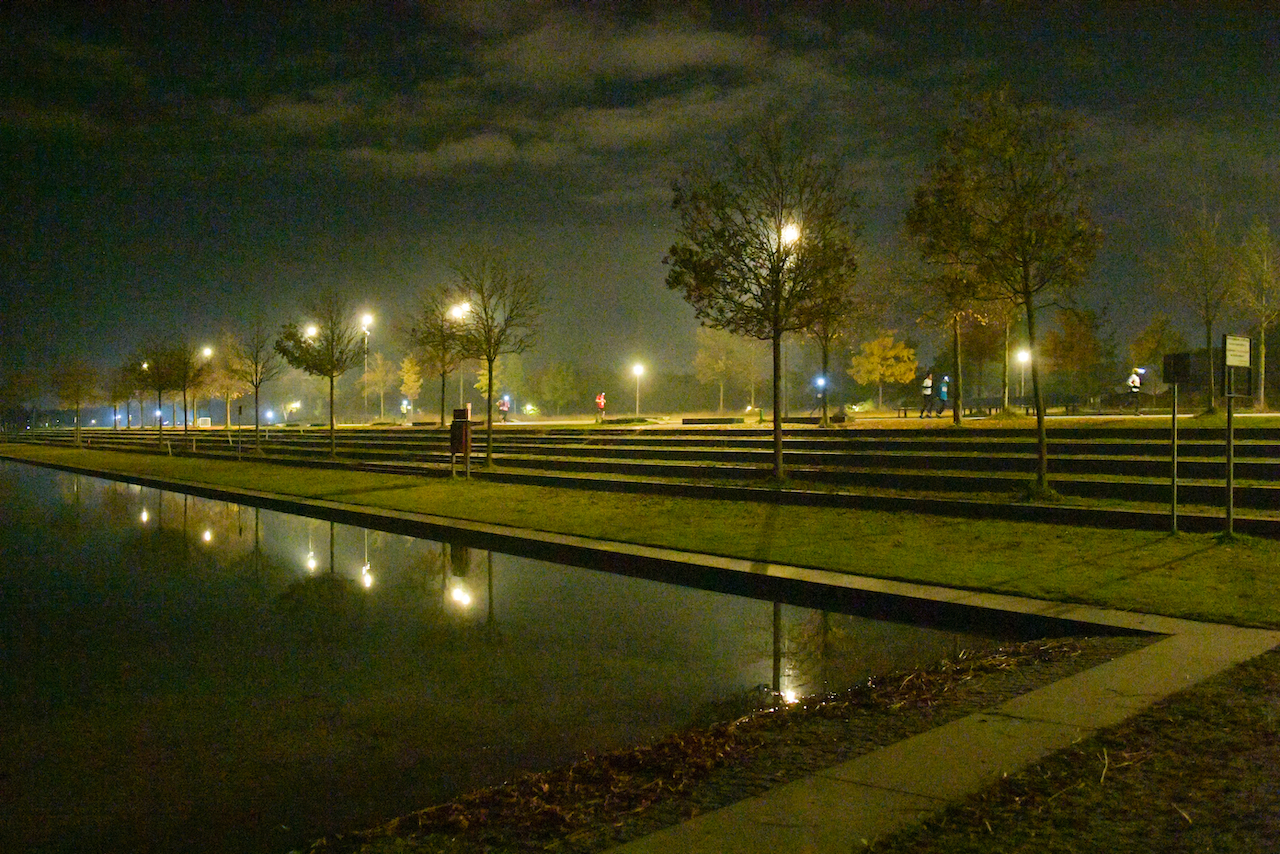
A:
[3,1,1279,377]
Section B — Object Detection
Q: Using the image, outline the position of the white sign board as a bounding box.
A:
[1225,335,1251,368]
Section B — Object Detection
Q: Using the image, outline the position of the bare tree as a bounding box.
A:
[1158,202,1234,411]
[666,121,860,477]
[275,288,364,457]
[228,321,286,450]
[452,247,544,466]
[406,284,469,427]
[1233,217,1280,409]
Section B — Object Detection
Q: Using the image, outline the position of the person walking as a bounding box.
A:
[498,395,510,422]
[937,375,950,416]
[595,392,606,422]
[1127,368,1143,414]
[920,372,934,418]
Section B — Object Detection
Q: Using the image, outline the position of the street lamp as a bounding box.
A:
[632,363,645,416]
[1017,349,1031,399]
[361,313,373,422]
[449,302,471,407]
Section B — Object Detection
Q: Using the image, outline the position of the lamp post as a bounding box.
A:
[633,363,645,416]
[361,313,373,423]
[449,302,470,407]
[1017,349,1031,400]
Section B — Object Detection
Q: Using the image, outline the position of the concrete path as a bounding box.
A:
[605,598,1280,853]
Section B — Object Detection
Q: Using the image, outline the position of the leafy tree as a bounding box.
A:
[208,332,251,429]
[0,368,39,435]
[132,341,184,444]
[1233,218,1280,409]
[909,270,986,425]
[227,321,286,450]
[693,326,739,412]
[1158,202,1233,410]
[848,332,917,409]
[452,247,544,465]
[105,364,137,429]
[906,88,1101,491]
[360,352,398,421]
[534,361,580,416]
[52,356,98,446]
[406,284,468,426]
[475,353,529,405]
[1130,312,1188,373]
[399,355,423,420]
[275,288,364,457]
[666,121,860,477]
[806,274,870,425]
[1041,308,1109,402]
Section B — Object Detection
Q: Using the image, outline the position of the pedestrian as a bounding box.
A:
[920,372,933,418]
[1127,368,1143,414]
[498,395,510,422]
[595,391,606,422]
[937,375,949,415]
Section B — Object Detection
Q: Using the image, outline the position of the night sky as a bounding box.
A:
[3,1,1279,378]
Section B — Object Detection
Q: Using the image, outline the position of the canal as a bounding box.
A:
[2,460,1012,853]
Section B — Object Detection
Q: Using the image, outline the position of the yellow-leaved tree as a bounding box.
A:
[848,332,917,410]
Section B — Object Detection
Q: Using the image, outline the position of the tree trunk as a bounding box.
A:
[253,384,262,450]
[328,374,336,457]
[439,370,447,427]
[182,387,190,434]
[951,315,963,426]
[1025,299,1049,490]
[771,330,785,479]
[156,390,164,445]
[1002,319,1011,411]
[1204,321,1216,412]
[485,356,495,467]
[1258,324,1268,411]
[820,342,830,427]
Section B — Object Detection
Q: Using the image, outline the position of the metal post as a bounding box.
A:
[1226,388,1235,537]
[1170,384,1178,533]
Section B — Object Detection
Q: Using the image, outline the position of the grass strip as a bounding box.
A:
[4,445,1280,627]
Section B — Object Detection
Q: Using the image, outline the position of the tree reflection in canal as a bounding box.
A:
[0,462,996,854]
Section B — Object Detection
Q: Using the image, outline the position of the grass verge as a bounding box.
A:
[868,647,1280,853]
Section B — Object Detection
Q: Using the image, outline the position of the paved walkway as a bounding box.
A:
[605,597,1280,853]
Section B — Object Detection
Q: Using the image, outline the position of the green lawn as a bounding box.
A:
[4,444,1280,628]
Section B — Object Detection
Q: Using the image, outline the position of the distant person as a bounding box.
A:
[937,375,950,415]
[1127,368,1142,414]
[596,392,606,422]
[498,396,510,422]
[920,372,934,418]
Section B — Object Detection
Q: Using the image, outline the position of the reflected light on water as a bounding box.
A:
[139,509,149,524]
[202,529,213,543]
[306,551,317,573]
[450,585,472,607]
[361,564,373,589]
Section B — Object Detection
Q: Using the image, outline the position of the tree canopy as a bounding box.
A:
[666,121,860,476]
[906,88,1101,491]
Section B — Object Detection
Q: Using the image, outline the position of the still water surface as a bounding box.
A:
[1,461,990,853]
